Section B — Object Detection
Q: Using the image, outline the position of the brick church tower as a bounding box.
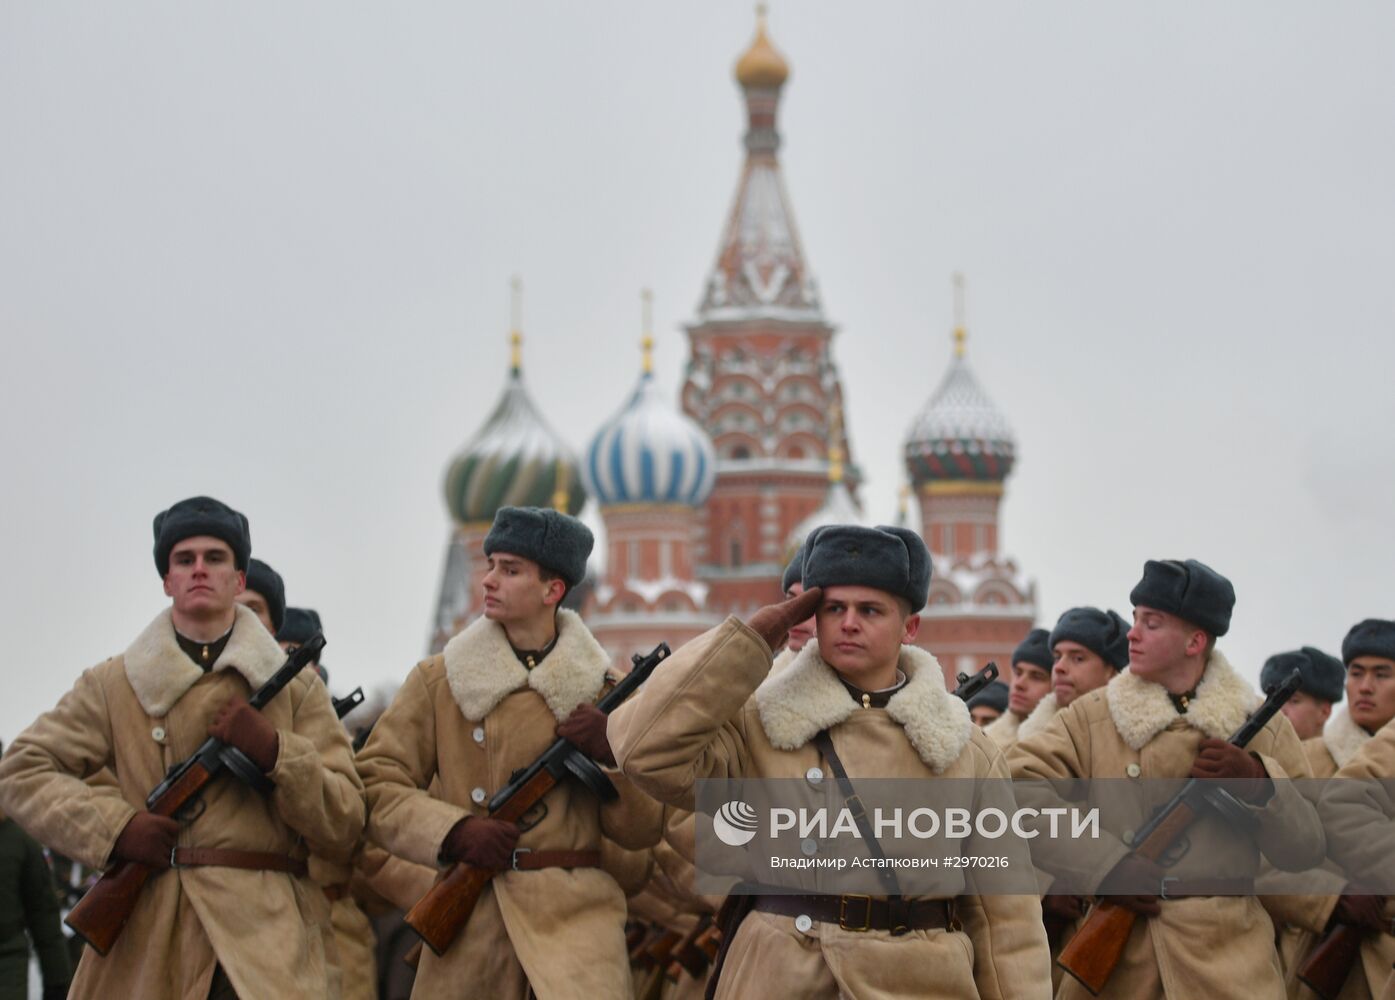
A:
[903,277,1036,684]
[682,10,860,617]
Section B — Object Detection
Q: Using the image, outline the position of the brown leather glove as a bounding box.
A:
[745,587,823,651]
[1331,889,1386,932]
[1097,854,1165,916]
[208,695,279,772]
[1188,738,1271,803]
[111,811,180,869]
[440,816,521,869]
[1042,893,1087,922]
[557,703,616,766]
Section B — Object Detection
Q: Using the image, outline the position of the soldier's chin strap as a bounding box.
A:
[811,729,911,935]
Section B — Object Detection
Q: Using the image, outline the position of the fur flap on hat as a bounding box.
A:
[124,604,288,717]
[443,608,609,722]
[983,709,1022,747]
[1105,649,1259,751]
[1323,708,1372,769]
[1017,692,1061,742]
[755,642,973,773]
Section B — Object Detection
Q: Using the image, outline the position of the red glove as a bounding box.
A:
[746,587,823,651]
[1097,854,1165,916]
[208,695,279,772]
[1331,889,1386,932]
[440,816,521,869]
[111,811,180,869]
[1188,738,1271,803]
[557,704,616,767]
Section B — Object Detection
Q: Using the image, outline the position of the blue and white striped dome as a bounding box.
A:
[585,370,716,507]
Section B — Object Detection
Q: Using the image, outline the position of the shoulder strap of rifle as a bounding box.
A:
[811,729,910,931]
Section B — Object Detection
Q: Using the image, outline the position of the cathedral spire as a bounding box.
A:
[509,275,524,373]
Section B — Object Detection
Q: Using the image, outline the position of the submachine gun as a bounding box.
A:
[1057,668,1303,995]
[65,634,327,955]
[952,661,999,702]
[405,641,671,956]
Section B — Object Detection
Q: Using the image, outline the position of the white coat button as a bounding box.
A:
[801,838,818,856]
[805,767,823,786]
[1126,763,1142,778]
[1122,830,1135,846]
[794,914,813,934]
[151,726,166,743]
[471,787,487,804]
[472,726,485,744]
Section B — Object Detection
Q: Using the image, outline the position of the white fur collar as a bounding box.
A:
[754,643,973,773]
[1324,708,1373,768]
[443,608,610,722]
[769,644,801,677]
[1105,649,1259,751]
[1017,692,1060,742]
[984,709,1022,745]
[124,605,287,717]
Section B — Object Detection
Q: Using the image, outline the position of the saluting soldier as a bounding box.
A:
[1272,622,1395,999]
[984,628,1053,748]
[357,505,662,999]
[609,523,1053,999]
[1010,558,1325,1000]
[0,496,365,998]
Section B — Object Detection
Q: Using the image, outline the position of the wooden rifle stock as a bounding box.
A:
[65,761,213,953]
[1056,803,1199,995]
[404,641,671,956]
[1297,923,1364,1000]
[404,768,554,955]
[1055,668,1303,995]
[63,636,324,955]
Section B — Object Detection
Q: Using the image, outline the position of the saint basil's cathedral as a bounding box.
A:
[431,12,1036,686]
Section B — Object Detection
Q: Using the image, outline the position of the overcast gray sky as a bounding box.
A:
[2,2,1392,741]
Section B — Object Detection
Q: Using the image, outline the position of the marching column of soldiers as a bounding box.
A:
[0,494,1391,998]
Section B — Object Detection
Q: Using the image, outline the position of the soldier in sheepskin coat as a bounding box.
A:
[1011,559,1324,1000]
[0,498,364,999]
[610,524,1052,999]
[358,508,662,999]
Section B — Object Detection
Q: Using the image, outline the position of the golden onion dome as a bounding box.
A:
[735,6,789,89]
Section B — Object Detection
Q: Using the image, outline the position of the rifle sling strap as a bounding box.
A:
[811,729,911,934]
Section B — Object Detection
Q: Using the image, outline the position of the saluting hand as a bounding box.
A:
[208,695,280,773]
[745,587,823,652]
[112,811,180,869]
[557,704,616,767]
[441,816,521,869]
[1188,738,1270,803]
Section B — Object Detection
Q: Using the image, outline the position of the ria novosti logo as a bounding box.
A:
[713,800,759,846]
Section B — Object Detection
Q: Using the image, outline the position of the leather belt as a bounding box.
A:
[754,894,959,933]
[1156,877,1254,899]
[170,847,308,877]
[323,883,350,902]
[509,849,601,872]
